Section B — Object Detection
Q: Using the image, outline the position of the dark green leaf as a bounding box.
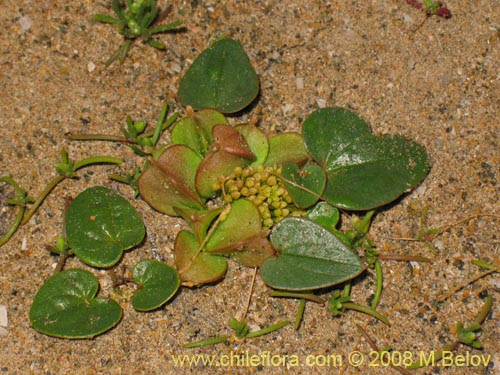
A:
[29,269,122,338]
[132,260,180,311]
[178,38,259,113]
[260,218,363,290]
[302,108,429,210]
[306,202,340,231]
[66,187,145,268]
[282,162,326,208]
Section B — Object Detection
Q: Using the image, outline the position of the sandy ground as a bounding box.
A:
[0,1,499,374]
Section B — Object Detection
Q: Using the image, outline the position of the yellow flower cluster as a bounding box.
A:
[212,165,303,228]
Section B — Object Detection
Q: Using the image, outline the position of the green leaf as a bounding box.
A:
[205,199,262,252]
[174,230,227,286]
[171,109,228,156]
[132,260,180,311]
[235,123,269,167]
[306,202,340,231]
[178,38,259,113]
[302,108,429,210]
[66,187,145,268]
[260,218,363,290]
[264,133,309,167]
[138,144,205,215]
[29,269,122,338]
[282,162,326,208]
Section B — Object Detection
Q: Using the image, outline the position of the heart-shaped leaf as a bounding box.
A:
[29,269,122,338]
[260,217,364,290]
[282,162,326,208]
[178,38,259,113]
[174,230,227,286]
[132,260,180,311]
[195,125,255,198]
[306,202,340,232]
[302,108,429,210]
[138,144,205,215]
[66,187,145,268]
[264,133,309,167]
[171,109,228,156]
[205,199,262,252]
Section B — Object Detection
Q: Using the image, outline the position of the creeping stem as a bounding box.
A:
[21,156,122,225]
[0,177,30,247]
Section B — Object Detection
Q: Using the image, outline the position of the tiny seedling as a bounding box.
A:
[183,318,290,348]
[406,0,451,18]
[94,0,184,65]
[407,295,492,369]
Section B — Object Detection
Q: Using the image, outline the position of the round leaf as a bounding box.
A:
[260,218,363,290]
[302,108,429,210]
[29,269,122,338]
[178,38,259,113]
[66,187,145,268]
[132,260,180,311]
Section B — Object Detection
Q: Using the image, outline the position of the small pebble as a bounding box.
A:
[87,62,96,73]
[18,16,32,33]
[295,77,304,90]
[316,98,326,108]
[0,304,8,327]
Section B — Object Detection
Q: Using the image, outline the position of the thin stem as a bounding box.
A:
[341,302,390,326]
[246,320,290,338]
[0,176,31,247]
[436,268,498,303]
[151,102,169,146]
[378,254,431,262]
[371,259,383,310]
[294,299,306,330]
[472,259,497,271]
[142,112,178,139]
[473,295,492,326]
[0,205,24,247]
[53,253,70,275]
[67,133,133,143]
[73,156,123,171]
[269,290,325,304]
[21,175,65,225]
[239,268,257,321]
[21,156,122,225]
[183,336,229,348]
